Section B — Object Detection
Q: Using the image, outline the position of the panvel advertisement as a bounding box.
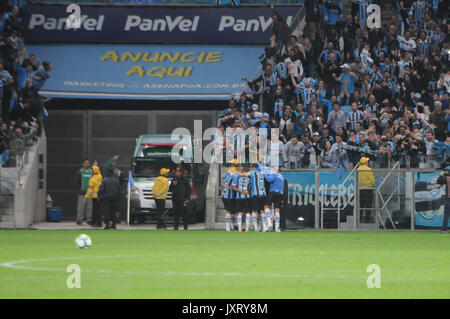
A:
[22,5,304,44]
[27,44,264,100]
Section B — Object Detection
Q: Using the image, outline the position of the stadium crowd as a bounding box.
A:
[218,0,450,170]
[0,5,52,167]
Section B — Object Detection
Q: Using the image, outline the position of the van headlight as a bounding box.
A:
[130,187,140,199]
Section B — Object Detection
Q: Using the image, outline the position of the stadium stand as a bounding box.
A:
[217,0,449,170]
[0,4,51,169]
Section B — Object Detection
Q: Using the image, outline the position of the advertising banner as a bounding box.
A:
[22,5,304,44]
[414,172,447,227]
[281,170,354,228]
[27,44,264,100]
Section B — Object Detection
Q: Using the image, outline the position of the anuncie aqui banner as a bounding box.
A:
[27,44,264,100]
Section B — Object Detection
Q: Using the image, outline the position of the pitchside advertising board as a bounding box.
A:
[27,44,263,99]
[22,5,304,44]
[414,172,448,228]
[282,171,355,228]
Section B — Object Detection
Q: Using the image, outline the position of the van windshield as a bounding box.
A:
[133,159,192,178]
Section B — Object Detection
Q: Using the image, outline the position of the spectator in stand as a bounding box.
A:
[268,133,284,168]
[429,100,446,140]
[0,121,8,152]
[322,0,344,38]
[14,58,33,90]
[282,134,305,169]
[347,102,364,131]
[7,119,36,164]
[0,61,12,112]
[338,63,356,104]
[331,134,351,169]
[304,0,321,38]
[425,130,441,168]
[32,60,52,90]
[229,0,449,172]
[305,132,322,168]
[0,4,51,170]
[320,140,334,168]
[323,53,342,98]
[0,6,23,36]
[271,10,291,51]
[277,105,294,140]
[327,102,347,134]
[7,30,22,62]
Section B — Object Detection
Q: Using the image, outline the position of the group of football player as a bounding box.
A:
[221,159,287,232]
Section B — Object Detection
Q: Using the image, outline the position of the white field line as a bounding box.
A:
[1,255,449,282]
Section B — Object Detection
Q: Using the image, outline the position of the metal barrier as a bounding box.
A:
[320,163,359,229]
[206,162,440,230]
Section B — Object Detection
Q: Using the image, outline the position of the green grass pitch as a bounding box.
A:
[0,230,449,299]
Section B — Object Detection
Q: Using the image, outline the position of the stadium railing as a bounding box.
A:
[0,130,46,228]
[206,161,443,231]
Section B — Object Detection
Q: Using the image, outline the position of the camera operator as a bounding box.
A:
[398,134,426,168]
[375,135,393,168]
[304,132,322,168]
[437,163,450,234]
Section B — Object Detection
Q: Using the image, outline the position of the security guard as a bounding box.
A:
[84,165,103,227]
[153,168,170,229]
[169,167,191,230]
[357,157,375,223]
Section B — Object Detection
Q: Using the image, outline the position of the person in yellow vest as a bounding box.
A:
[85,165,103,227]
[357,157,375,223]
[153,168,170,229]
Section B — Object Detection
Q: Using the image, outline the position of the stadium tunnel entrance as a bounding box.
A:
[45,98,223,221]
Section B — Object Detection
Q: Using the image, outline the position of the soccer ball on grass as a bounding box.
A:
[75,234,92,249]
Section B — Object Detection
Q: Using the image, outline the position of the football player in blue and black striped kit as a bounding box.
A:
[222,162,237,232]
[258,164,286,232]
[232,164,251,232]
[248,163,268,232]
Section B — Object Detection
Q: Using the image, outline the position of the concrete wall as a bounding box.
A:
[14,132,47,228]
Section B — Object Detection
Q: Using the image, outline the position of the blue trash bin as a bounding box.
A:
[47,208,61,222]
